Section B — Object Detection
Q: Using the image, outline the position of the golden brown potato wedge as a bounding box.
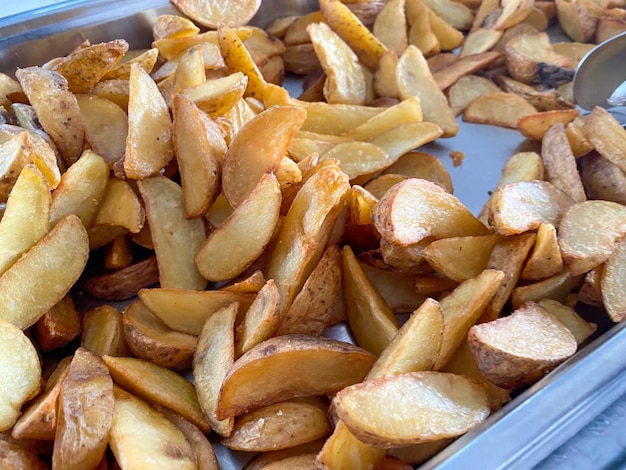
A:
[84,256,159,300]
[53,348,114,470]
[580,153,626,205]
[463,92,538,129]
[81,304,130,357]
[521,223,564,281]
[517,109,580,141]
[537,299,597,344]
[216,334,376,419]
[34,295,81,351]
[601,237,626,322]
[334,372,490,447]
[584,106,626,173]
[448,75,501,116]
[468,301,577,389]
[373,0,408,56]
[219,26,267,100]
[171,0,261,28]
[235,280,280,356]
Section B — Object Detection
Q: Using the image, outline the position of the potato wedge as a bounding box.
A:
[193,302,236,437]
[0,318,41,432]
[170,0,261,29]
[236,280,281,356]
[216,334,376,419]
[34,295,81,351]
[335,371,490,447]
[222,105,306,208]
[102,355,210,434]
[53,348,114,470]
[138,176,207,290]
[601,237,626,322]
[464,91,538,129]
[580,153,626,205]
[84,255,159,300]
[517,109,580,142]
[0,214,88,330]
[196,174,281,282]
[468,301,577,389]
[223,399,331,451]
[584,106,626,173]
[374,0,408,56]
[109,386,197,469]
[537,299,597,345]
[81,305,130,357]
[448,75,501,116]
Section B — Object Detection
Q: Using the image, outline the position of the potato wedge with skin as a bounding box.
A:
[383,151,453,193]
[517,109,580,142]
[196,174,281,282]
[373,0,408,56]
[0,437,47,470]
[343,245,399,355]
[216,334,376,419]
[537,299,597,344]
[223,400,331,451]
[432,51,501,90]
[459,28,503,57]
[521,223,564,281]
[448,75,501,116]
[511,268,584,309]
[406,0,439,57]
[264,164,350,315]
[122,300,197,372]
[110,386,197,470]
[0,214,88,330]
[172,94,222,219]
[15,67,85,166]
[81,305,130,357]
[170,0,261,29]
[423,234,500,283]
[489,181,574,236]
[584,106,626,173]
[334,371,490,447]
[76,94,128,166]
[278,245,343,336]
[0,164,50,277]
[102,355,209,434]
[319,0,388,70]
[421,0,474,30]
[11,357,70,440]
[308,22,366,105]
[102,47,160,81]
[222,105,306,208]
[34,295,81,351]
[84,256,159,301]
[541,122,586,203]
[558,200,626,275]
[373,178,489,247]
[360,262,426,314]
[184,72,248,118]
[91,178,145,234]
[50,149,110,228]
[236,280,280,356]
[53,348,114,470]
[156,406,219,470]
[396,46,458,137]
[124,63,174,179]
[468,302,577,389]
[138,287,254,336]
[367,122,443,167]
[426,5,464,51]
[138,176,207,290]
[317,420,386,470]
[368,298,444,379]
[194,302,237,437]
[580,153,626,205]
[464,92,538,129]
[219,26,267,100]
[0,318,41,432]
[320,141,391,180]
[601,237,626,322]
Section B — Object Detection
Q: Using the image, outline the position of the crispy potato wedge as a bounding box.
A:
[109,386,197,469]
[102,47,159,80]
[517,109,580,141]
[511,268,584,309]
[0,214,88,329]
[171,0,261,28]
[558,200,626,275]
[138,176,207,290]
[521,223,564,281]
[81,304,130,357]
[464,91,538,129]
[335,372,490,447]
[374,0,408,56]
[219,26,267,100]
[468,301,577,389]
[34,295,81,351]
[235,280,281,356]
[216,334,376,419]
[138,287,254,336]
[584,106,626,173]
[433,51,501,90]
[580,153,626,205]
[102,355,210,434]
[406,0,439,57]
[124,63,174,179]
[373,178,489,247]
[448,75,501,116]
[223,399,331,451]
[459,28,503,57]
[53,348,114,470]
[317,420,386,470]
[15,67,85,166]
[489,181,574,236]
[84,256,158,300]
[537,299,597,344]
[122,300,197,371]
[196,174,281,282]
[0,318,41,432]
[601,237,626,322]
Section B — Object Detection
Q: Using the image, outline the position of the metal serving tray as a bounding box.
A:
[2,1,626,468]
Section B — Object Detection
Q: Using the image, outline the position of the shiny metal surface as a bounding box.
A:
[573,31,626,110]
[2,2,626,469]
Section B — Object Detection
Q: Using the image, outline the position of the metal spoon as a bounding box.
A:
[572,30,626,111]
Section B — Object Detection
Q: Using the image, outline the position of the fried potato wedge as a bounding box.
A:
[463,91,538,129]
[171,0,261,29]
[335,372,490,447]
[53,348,114,470]
[601,237,626,322]
[138,287,254,336]
[81,305,130,357]
[102,355,210,434]
[138,176,207,290]
[15,67,85,166]
[421,0,474,30]
[216,334,376,419]
[521,223,564,281]
[0,164,50,277]
[433,51,501,90]
[222,105,306,208]
[584,106,626,173]
[223,399,331,451]
[558,200,626,275]
[489,181,574,236]
[196,174,281,282]
[219,26,267,100]
[235,280,281,357]
[110,386,197,469]
[537,299,597,345]
[468,301,577,389]
[448,75,501,116]
[374,0,408,56]
[0,318,41,432]
[194,302,237,437]
[0,214,88,330]
[510,268,583,309]
[35,295,81,351]
[317,420,386,470]
[580,153,626,205]
[373,178,489,247]
[517,109,580,142]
